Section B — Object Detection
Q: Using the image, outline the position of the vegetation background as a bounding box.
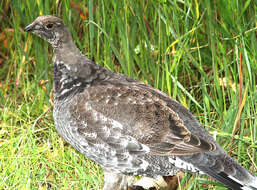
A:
[0,0,256,189]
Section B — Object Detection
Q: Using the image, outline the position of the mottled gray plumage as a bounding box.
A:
[25,15,257,190]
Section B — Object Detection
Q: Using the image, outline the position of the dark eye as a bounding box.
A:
[46,23,54,29]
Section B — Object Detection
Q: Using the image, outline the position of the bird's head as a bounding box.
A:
[25,15,71,48]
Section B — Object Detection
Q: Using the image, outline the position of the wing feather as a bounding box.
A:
[69,83,216,157]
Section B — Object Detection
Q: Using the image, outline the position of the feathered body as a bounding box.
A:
[25,15,257,190]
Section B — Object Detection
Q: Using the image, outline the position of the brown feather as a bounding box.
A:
[70,84,216,156]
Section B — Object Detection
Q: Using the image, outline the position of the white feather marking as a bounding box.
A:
[73,82,82,87]
[65,65,71,70]
[140,159,149,170]
[102,125,111,137]
[111,120,123,129]
[101,117,108,122]
[60,77,66,83]
[79,141,88,147]
[228,175,257,190]
[56,60,64,65]
[249,177,257,188]
[169,157,202,173]
[238,176,257,190]
[142,144,150,152]
[60,88,71,95]
[242,187,252,190]
[84,132,97,139]
[120,138,129,147]
[228,175,244,186]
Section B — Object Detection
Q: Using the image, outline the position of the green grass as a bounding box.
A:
[0,0,256,189]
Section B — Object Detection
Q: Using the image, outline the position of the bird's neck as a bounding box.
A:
[53,39,81,62]
[52,62,89,101]
[52,38,86,100]
[51,38,109,100]
[52,47,107,101]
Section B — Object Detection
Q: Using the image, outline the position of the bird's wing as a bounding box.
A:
[68,82,215,156]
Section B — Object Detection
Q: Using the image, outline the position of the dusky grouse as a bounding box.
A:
[25,15,257,190]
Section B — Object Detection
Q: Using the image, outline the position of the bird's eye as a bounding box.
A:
[46,23,54,29]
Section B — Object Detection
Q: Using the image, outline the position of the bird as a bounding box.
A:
[25,15,257,190]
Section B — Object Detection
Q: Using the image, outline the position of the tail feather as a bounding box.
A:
[197,166,257,190]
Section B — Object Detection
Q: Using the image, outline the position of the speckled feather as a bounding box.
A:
[25,15,257,190]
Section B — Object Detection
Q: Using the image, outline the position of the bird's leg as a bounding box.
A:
[103,170,134,190]
[120,175,134,189]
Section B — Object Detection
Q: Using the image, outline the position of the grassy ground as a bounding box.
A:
[0,0,256,189]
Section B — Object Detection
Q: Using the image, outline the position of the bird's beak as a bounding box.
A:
[25,23,35,32]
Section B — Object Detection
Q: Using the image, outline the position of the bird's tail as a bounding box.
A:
[179,151,257,190]
[197,165,257,190]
